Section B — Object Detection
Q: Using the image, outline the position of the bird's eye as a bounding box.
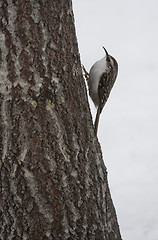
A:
[107,57,111,63]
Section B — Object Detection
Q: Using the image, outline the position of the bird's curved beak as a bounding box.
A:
[102,46,109,57]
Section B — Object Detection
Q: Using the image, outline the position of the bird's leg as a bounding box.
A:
[82,65,89,85]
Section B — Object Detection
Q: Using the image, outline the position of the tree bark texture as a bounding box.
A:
[0,0,122,239]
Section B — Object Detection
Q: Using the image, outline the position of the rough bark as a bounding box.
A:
[0,0,122,239]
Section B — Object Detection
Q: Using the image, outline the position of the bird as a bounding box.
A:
[83,47,118,135]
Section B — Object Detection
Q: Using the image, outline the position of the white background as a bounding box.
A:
[73,1,158,239]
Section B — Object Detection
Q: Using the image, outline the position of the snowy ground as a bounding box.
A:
[73,1,158,239]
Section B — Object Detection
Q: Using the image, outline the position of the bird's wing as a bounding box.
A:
[98,72,113,113]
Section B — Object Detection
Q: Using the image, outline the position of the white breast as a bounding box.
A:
[89,57,107,106]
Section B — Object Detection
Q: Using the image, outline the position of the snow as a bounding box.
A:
[73,0,158,239]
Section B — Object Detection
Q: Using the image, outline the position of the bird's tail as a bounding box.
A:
[94,107,101,135]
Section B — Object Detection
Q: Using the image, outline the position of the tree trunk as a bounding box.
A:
[0,0,122,239]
